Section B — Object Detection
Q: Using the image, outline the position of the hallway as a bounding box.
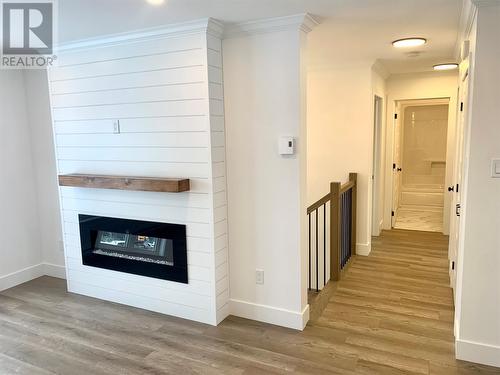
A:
[310,229,499,374]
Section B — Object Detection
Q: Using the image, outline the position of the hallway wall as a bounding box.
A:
[307,62,375,255]
[455,2,500,367]
[224,24,310,329]
[24,70,65,273]
[0,71,44,290]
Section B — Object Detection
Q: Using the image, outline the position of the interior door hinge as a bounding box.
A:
[456,183,459,193]
[393,163,396,170]
[394,113,398,119]
[456,204,461,217]
[460,102,464,112]
[391,211,395,217]
[452,261,455,270]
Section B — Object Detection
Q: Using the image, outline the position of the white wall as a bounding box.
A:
[455,2,500,367]
[383,71,458,233]
[223,26,309,330]
[0,71,44,290]
[24,70,65,274]
[48,21,229,326]
[307,62,374,255]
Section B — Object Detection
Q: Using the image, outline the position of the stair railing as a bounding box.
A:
[307,173,357,291]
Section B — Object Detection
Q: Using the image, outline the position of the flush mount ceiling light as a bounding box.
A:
[146,0,165,5]
[433,63,459,71]
[392,38,427,48]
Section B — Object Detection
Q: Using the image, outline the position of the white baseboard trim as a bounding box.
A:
[0,263,66,292]
[43,263,66,279]
[229,299,310,330]
[0,264,44,292]
[356,242,372,256]
[456,339,500,367]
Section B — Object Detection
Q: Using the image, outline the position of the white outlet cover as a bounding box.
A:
[256,269,264,284]
[492,159,500,178]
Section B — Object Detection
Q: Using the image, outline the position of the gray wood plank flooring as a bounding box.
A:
[1,230,499,374]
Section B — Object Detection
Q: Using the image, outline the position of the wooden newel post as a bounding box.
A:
[330,181,341,281]
[349,173,357,258]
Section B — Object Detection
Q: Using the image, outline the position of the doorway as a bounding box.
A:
[391,99,450,233]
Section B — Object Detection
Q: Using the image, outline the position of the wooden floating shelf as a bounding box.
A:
[58,174,190,193]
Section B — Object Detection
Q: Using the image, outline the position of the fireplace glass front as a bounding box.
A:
[79,215,187,283]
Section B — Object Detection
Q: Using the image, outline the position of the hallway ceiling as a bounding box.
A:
[59,0,463,74]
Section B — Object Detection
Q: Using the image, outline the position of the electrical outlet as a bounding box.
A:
[256,269,264,285]
[113,120,121,134]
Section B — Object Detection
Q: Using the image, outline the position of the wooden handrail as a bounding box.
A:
[340,180,355,194]
[307,192,332,214]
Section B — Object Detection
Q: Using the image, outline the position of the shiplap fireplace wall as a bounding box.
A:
[48,19,229,325]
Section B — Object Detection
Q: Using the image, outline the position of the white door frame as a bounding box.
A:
[383,97,455,232]
[449,59,470,297]
[371,95,384,236]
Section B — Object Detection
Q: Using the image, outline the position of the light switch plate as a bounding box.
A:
[113,120,121,134]
[492,159,500,178]
[279,136,295,155]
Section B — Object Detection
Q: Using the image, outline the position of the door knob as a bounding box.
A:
[448,186,455,192]
[397,168,402,172]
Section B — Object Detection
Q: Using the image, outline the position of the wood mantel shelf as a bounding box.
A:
[58,174,190,193]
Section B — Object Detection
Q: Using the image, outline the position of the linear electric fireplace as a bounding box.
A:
[79,215,188,283]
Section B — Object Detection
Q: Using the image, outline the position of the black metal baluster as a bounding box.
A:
[348,189,352,259]
[340,193,343,268]
[323,203,326,287]
[343,191,346,267]
[308,213,311,290]
[315,208,319,292]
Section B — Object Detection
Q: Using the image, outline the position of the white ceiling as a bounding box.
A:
[58,0,463,74]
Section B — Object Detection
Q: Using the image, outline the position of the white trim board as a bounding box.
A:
[43,263,67,280]
[229,299,310,330]
[224,13,319,38]
[456,339,500,368]
[57,14,319,53]
[57,18,224,52]
[0,263,66,292]
[356,242,372,256]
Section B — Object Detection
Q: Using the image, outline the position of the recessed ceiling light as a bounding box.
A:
[146,0,165,5]
[433,63,459,71]
[392,38,427,48]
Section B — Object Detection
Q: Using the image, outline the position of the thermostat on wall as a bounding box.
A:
[279,137,295,155]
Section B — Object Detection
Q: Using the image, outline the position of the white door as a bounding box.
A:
[392,103,402,227]
[448,63,469,295]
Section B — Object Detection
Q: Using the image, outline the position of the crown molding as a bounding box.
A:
[57,17,223,53]
[207,19,224,38]
[471,0,500,7]
[224,13,320,38]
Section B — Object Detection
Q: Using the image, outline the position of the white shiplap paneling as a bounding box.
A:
[49,21,227,326]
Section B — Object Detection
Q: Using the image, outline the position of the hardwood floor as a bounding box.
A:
[394,207,444,233]
[1,230,499,374]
